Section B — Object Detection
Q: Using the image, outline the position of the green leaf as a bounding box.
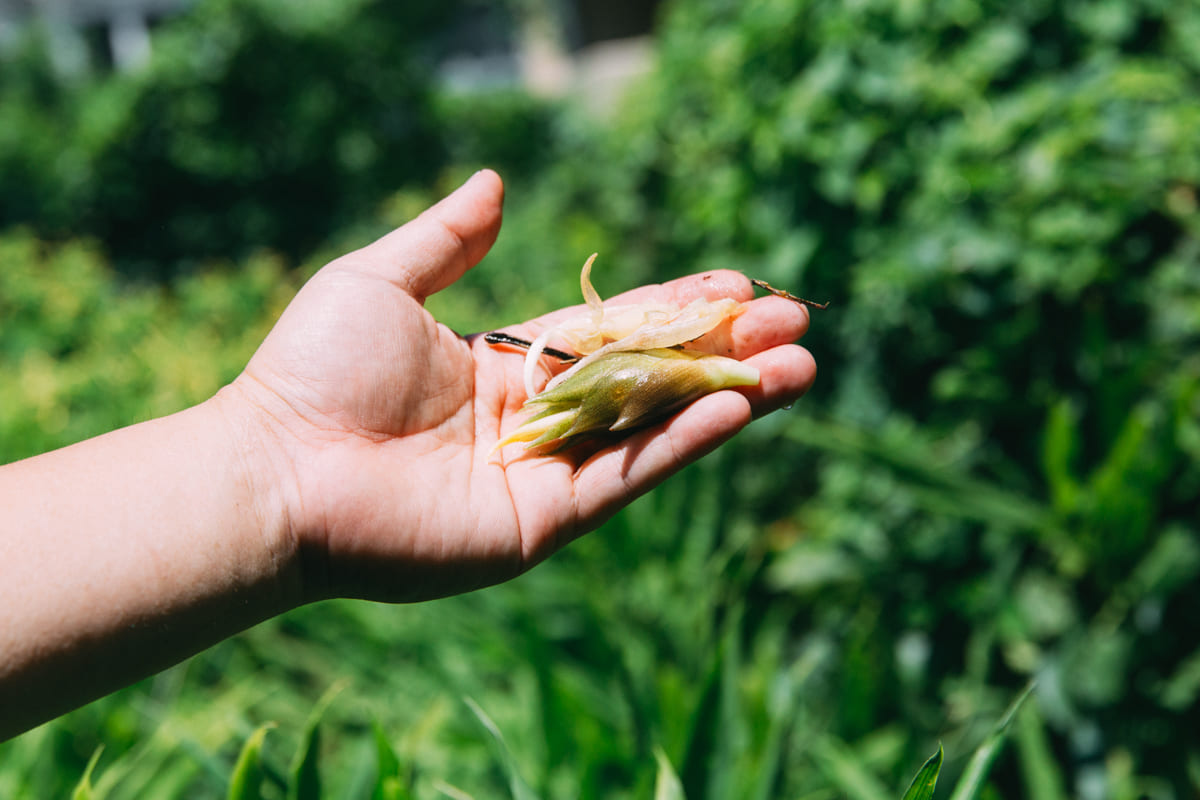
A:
[371,721,408,800]
[1041,399,1081,514]
[947,683,1035,800]
[288,681,346,800]
[653,747,687,800]
[71,746,104,800]
[900,745,943,800]
[378,776,409,800]
[810,736,892,800]
[228,723,276,800]
[463,696,541,800]
[1014,703,1068,800]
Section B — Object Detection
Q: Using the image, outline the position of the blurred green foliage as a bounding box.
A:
[0,231,300,459]
[0,0,550,279]
[3,0,1200,797]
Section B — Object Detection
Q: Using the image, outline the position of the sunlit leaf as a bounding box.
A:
[228,723,275,800]
[653,747,687,800]
[900,745,942,800]
[71,746,104,800]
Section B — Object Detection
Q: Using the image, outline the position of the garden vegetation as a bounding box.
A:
[2,0,1198,796]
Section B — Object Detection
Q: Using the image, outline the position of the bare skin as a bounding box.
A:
[0,170,816,740]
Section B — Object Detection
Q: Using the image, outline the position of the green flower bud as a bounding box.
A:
[494,348,759,453]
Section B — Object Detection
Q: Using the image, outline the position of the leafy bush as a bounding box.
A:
[0,0,550,279]
[610,0,1200,792]
[0,231,299,461]
[471,0,1200,790]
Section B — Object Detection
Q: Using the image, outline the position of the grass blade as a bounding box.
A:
[947,683,1035,800]
[463,696,540,800]
[228,723,276,800]
[1014,702,1068,800]
[71,745,104,800]
[901,745,943,800]
[653,747,687,800]
[372,720,410,800]
[288,681,346,800]
[810,736,892,800]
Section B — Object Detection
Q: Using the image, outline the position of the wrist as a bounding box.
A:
[205,382,309,613]
[0,388,311,735]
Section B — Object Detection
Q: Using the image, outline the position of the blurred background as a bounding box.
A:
[2,0,1199,797]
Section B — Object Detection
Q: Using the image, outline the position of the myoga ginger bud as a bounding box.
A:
[520,254,745,399]
[488,254,801,455]
[492,348,759,453]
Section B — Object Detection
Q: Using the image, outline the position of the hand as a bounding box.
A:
[228,170,817,603]
[0,169,815,736]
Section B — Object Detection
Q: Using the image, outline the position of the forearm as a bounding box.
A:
[0,391,299,740]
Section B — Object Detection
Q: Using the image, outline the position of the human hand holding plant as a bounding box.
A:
[230,169,816,604]
[0,169,815,738]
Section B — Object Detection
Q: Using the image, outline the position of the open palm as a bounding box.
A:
[233,170,816,604]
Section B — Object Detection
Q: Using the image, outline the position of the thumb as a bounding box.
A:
[342,169,505,301]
